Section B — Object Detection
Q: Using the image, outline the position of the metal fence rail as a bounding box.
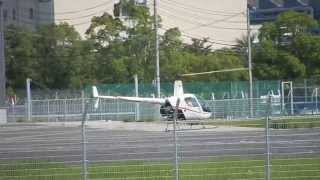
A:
[7,98,160,123]
[6,94,320,123]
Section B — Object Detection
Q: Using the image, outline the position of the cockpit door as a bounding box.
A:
[183,97,202,119]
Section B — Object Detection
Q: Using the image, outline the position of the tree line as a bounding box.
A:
[5,1,320,93]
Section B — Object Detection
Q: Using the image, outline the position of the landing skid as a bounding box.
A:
[165,119,210,132]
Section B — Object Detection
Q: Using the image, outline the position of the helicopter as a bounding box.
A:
[92,80,212,121]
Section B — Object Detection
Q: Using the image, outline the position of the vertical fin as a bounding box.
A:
[92,86,98,98]
[174,80,184,97]
[92,86,100,109]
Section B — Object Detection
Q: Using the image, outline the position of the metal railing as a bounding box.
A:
[6,94,320,123]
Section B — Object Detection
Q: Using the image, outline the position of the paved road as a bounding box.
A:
[0,123,319,164]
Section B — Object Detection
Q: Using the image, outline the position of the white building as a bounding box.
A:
[54,0,248,48]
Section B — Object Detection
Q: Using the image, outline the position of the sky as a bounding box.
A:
[54,0,247,48]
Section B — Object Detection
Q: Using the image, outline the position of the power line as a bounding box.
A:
[5,25,242,58]
[159,8,247,31]
[2,0,114,21]
[184,12,245,32]
[3,14,94,28]
[5,29,73,40]
[158,8,203,26]
[55,0,113,15]
[5,19,244,46]
[160,0,244,16]
[160,25,241,47]
[180,32,240,47]
[55,9,112,21]
[157,2,246,23]
[33,0,114,15]
[182,32,240,47]
[5,5,113,22]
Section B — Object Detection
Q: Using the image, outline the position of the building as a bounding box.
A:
[53,0,248,48]
[0,0,54,29]
[0,0,54,105]
[250,0,320,24]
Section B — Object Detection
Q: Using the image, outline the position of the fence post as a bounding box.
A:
[290,82,294,115]
[116,99,120,121]
[211,93,215,120]
[265,93,272,180]
[316,88,318,114]
[134,75,140,121]
[173,98,180,180]
[26,78,32,121]
[304,79,307,104]
[81,91,85,114]
[81,100,89,180]
[47,99,50,122]
[12,103,15,122]
[64,99,67,121]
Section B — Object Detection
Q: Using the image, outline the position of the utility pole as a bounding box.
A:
[247,8,253,117]
[154,0,160,98]
[0,1,6,106]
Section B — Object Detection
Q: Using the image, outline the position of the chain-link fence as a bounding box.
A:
[6,95,319,123]
[7,98,160,123]
[1,96,320,180]
[6,79,320,122]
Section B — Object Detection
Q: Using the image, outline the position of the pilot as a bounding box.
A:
[185,98,193,107]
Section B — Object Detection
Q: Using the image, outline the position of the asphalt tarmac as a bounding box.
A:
[0,122,319,164]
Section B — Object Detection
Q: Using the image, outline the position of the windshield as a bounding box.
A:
[196,95,211,112]
[185,97,200,107]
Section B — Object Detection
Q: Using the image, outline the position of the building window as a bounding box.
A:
[29,8,34,19]
[114,0,148,17]
[3,9,7,22]
[12,8,16,20]
[135,0,147,6]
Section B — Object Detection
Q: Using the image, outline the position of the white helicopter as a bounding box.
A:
[92,80,212,121]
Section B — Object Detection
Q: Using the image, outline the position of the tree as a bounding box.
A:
[185,38,212,55]
[253,40,306,79]
[160,28,186,81]
[292,34,320,77]
[276,11,318,38]
[5,26,37,89]
[86,1,157,83]
[35,23,90,89]
[253,11,318,80]
[259,11,318,48]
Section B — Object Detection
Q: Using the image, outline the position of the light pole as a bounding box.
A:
[0,1,6,106]
[247,8,253,117]
[154,0,160,98]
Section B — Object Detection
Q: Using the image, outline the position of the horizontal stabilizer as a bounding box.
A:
[92,86,165,104]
